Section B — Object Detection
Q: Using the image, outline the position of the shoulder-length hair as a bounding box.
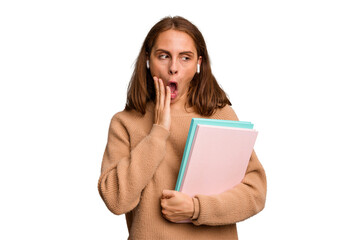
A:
[125,16,231,116]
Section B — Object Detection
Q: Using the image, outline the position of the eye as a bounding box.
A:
[159,54,169,60]
[181,56,190,61]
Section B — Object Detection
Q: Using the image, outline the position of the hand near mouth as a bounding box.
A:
[153,76,171,131]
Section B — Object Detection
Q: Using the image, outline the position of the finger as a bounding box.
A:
[164,85,171,110]
[153,76,159,122]
[159,78,165,110]
[162,189,175,194]
[153,76,159,108]
[161,209,167,215]
[162,189,175,198]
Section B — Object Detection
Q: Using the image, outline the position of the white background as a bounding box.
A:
[1,0,359,239]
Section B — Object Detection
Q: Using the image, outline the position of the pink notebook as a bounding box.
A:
[176,124,258,223]
[180,124,258,197]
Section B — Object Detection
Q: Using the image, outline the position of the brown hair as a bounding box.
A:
[125,16,231,116]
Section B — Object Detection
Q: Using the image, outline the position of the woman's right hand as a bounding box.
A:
[153,76,171,131]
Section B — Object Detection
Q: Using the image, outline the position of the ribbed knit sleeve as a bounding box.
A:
[191,150,266,226]
[98,113,170,215]
[191,197,200,220]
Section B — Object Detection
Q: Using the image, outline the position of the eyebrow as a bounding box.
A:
[154,49,195,56]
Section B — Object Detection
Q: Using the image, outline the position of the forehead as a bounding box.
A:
[152,29,197,54]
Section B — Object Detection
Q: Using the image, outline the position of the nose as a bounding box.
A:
[169,59,178,75]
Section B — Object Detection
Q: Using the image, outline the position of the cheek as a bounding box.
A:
[182,66,196,79]
[183,61,197,72]
[150,61,168,75]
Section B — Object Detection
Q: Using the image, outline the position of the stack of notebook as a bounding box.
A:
[175,118,258,198]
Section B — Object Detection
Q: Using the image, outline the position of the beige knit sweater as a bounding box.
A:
[98,101,267,240]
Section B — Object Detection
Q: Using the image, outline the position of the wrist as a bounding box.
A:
[191,197,195,218]
[185,196,195,218]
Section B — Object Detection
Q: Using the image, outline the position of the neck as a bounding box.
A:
[147,99,195,117]
[170,94,195,114]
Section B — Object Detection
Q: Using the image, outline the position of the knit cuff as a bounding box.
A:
[191,197,200,220]
[150,124,170,140]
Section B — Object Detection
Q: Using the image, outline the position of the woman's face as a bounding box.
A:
[149,29,201,105]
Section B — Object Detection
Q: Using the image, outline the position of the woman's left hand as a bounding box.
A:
[160,190,194,222]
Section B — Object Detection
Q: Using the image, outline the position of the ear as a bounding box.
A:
[198,56,202,66]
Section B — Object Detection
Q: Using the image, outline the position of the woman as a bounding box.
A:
[98,16,266,239]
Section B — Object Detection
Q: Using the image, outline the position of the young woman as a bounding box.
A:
[98,16,267,239]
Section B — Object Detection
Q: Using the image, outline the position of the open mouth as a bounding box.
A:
[169,82,177,93]
[168,81,178,99]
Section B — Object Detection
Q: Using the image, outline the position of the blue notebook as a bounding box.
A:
[175,118,254,191]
